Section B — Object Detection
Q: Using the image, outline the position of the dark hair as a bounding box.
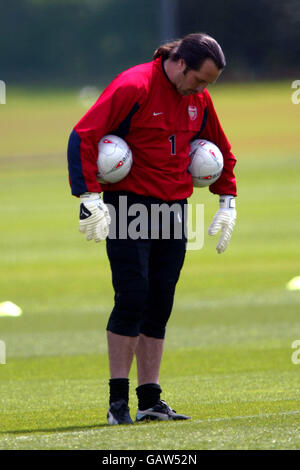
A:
[153,33,226,71]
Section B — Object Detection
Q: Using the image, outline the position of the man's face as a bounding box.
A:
[173,58,222,96]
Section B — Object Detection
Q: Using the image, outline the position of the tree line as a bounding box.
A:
[1,0,299,86]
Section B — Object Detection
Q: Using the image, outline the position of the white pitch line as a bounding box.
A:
[193,409,300,424]
[9,410,300,440]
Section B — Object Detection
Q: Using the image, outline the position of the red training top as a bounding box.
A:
[67,57,237,200]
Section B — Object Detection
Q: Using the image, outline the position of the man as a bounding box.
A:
[67,33,237,425]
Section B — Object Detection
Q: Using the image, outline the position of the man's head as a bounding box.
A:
[154,33,226,96]
[167,56,222,96]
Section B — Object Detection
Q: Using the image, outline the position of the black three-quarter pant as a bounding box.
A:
[103,191,187,339]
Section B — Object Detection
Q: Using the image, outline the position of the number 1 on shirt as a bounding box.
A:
[169,135,176,155]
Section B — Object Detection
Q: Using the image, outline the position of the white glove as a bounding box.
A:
[79,192,111,242]
[208,195,236,254]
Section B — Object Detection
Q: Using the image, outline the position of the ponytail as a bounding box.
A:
[153,40,181,60]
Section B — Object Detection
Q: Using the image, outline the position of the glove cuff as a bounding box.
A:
[80,192,101,203]
[219,195,235,209]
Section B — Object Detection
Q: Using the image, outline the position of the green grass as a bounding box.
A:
[0,83,300,449]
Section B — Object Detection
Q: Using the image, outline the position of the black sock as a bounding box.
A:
[136,383,162,410]
[109,378,129,405]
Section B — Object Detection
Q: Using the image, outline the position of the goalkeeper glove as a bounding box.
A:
[79,192,111,242]
[208,195,236,254]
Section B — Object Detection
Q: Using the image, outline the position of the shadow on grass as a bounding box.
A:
[0,422,111,435]
[0,420,174,435]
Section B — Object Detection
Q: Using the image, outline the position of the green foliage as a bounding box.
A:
[1,1,300,86]
[179,0,300,80]
[1,0,158,86]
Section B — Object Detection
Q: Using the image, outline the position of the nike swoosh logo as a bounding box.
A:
[80,203,92,220]
[153,112,163,116]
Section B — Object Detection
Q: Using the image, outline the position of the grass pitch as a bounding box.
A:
[0,82,300,450]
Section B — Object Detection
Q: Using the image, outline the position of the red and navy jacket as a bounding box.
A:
[67,57,237,201]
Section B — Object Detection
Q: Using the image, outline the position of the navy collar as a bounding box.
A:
[161,57,172,84]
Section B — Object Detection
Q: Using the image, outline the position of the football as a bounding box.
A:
[188,139,224,187]
[97,134,133,184]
